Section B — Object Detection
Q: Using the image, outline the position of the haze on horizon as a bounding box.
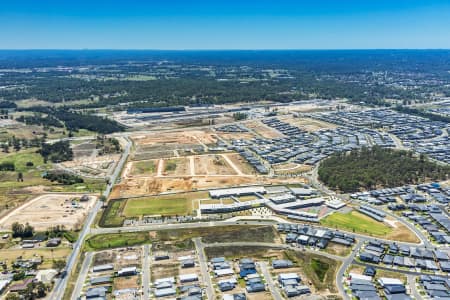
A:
[1,0,450,50]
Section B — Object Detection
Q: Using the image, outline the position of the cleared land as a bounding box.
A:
[163,157,190,176]
[86,225,276,250]
[0,247,71,269]
[322,242,352,257]
[217,131,255,140]
[114,276,139,290]
[194,154,237,175]
[245,120,284,138]
[60,153,119,178]
[0,194,96,231]
[282,116,337,132]
[225,153,255,174]
[111,176,306,197]
[273,162,312,175]
[131,130,216,160]
[285,250,339,293]
[0,149,104,220]
[129,160,157,176]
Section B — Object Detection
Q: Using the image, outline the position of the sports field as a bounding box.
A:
[122,191,207,217]
[124,197,191,216]
[320,211,392,236]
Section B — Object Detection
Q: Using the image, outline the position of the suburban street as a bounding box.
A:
[336,240,363,300]
[142,244,151,300]
[408,275,423,300]
[260,261,284,300]
[70,252,93,300]
[193,238,215,300]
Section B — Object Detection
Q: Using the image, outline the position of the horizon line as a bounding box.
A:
[1,48,450,51]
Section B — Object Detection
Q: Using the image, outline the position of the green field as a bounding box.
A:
[285,250,339,292]
[131,160,156,175]
[123,196,192,217]
[164,159,177,172]
[86,232,149,250]
[0,148,46,173]
[320,210,392,236]
[85,225,274,251]
[100,199,126,227]
[311,258,329,282]
[120,191,208,217]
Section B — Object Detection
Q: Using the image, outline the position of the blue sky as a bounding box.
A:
[1,0,450,49]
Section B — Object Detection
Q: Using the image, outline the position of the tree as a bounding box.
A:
[5,293,20,300]
[17,172,24,182]
[52,260,66,272]
[11,222,34,238]
[11,222,24,238]
[1,143,9,153]
[35,281,47,298]
[39,140,73,163]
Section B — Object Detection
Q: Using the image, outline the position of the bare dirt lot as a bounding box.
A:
[131,130,217,160]
[128,159,158,177]
[273,162,312,175]
[223,153,255,175]
[114,275,139,290]
[163,157,191,176]
[216,131,256,141]
[111,176,307,198]
[0,194,96,231]
[60,154,120,178]
[132,130,216,149]
[280,116,337,132]
[245,120,285,138]
[194,154,237,175]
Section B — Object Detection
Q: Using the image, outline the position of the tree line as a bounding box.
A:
[318,146,450,192]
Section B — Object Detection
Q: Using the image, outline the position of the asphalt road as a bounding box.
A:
[352,260,449,278]
[336,240,364,300]
[193,238,215,300]
[50,137,132,300]
[407,275,423,300]
[70,252,93,300]
[260,261,283,300]
[142,244,151,300]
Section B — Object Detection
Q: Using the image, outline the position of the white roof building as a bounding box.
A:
[36,269,58,284]
[117,266,137,276]
[349,273,372,281]
[154,287,176,298]
[209,186,266,198]
[278,273,300,281]
[154,277,175,285]
[179,273,198,283]
[0,279,11,293]
[378,277,403,286]
[214,268,234,277]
